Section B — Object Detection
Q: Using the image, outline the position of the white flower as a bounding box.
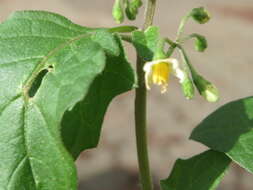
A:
[143,58,186,93]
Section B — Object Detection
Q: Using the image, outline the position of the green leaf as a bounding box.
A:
[132,26,160,61]
[0,10,135,189]
[61,35,136,159]
[190,97,253,173]
[160,150,231,190]
[91,30,120,56]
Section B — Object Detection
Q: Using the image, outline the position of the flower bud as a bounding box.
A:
[194,34,207,52]
[131,0,143,7]
[181,77,195,99]
[191,7,210,24]
[112,0,124,24]
[193,75,219,102]
[125,0,143,20]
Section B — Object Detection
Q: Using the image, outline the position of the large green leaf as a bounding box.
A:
[190,97,253,173]
[160,150,231,190]
[61,34,136,159]
[0,10,135,189]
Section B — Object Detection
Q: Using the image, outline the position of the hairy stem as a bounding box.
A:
[142,0,157,30]
[135,0,157,190]
[176,14,191,41]
[178,45,198,76]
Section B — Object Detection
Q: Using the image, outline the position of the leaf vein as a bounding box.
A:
[22,104,39,188]
[21,33,91,102]
[0,94,22,117]
[7,156,27,188]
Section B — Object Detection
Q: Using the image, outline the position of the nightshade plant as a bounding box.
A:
[0,0,252,189]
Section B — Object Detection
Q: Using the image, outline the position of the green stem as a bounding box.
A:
[120,34,132,43]
[142,0,156,30]
[166,44,176,57]
[164,37,175,46]
[178,45,198,77]
[178,33,200,44]
[164,37,177,57]
[177,34,193,44]
[135,0,156,190]
[176,13,191,41]
[135,55,152,190]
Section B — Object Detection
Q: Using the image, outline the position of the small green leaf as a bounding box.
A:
[61,35,136,159]
[191,97,253,173]
[160,150,231,190]
[132,26,160,61]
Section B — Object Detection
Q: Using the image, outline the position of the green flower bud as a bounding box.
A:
[194,34,207,52]
[181,77,195,99]
[112,0,124,24]
[131,0,143,7]
[193,75,219,102]
[125,0,143,20]
[191,7,211,24]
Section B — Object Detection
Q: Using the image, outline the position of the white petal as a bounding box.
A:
[174,69,186,83]
[162,58,185,83]
[143,62,154,90]
[145,71,151,90]
[164,58,179,69]
[143,61,155,72]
